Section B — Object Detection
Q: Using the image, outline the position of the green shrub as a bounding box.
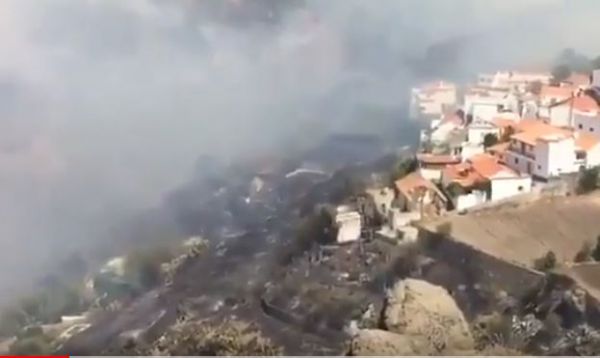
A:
[534,251,557,271]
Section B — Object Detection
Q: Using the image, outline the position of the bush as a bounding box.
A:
[577,167,599,194]
[574,241,593,263]
[483,133,499,149]
[391,157,417,182]
[534,251,557,271]
[593,235,600,261]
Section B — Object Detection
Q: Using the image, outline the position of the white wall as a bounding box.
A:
[505,149,533,175]
[593,69,600,88]
[455,190,487,211]
[335,212,361,243]
[490,176,532,201]
[586,144,600,168]
[431,121,456,143]
[534,138,577,178]
[471,103,500,122]
[467,126,499,145]
[574,112,600,138]
[548,105,572,127]
[419,167,442,182]
[460,143,485,160]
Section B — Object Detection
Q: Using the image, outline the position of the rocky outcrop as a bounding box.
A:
[383,278,474,352]
[349,329,431,355]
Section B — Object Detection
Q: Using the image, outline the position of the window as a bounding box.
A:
[537,165,541,170]
[514,157,519,164]
[591,127,595,132]
[518,186,523,191]
[579,124,583,129]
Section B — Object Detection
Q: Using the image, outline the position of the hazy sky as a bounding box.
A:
[0,0,599,301]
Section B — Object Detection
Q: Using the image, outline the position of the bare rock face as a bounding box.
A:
[383,278,474,353]
[349,329,432,355]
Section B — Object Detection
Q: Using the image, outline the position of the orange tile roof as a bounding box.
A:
[572,95,600,113]
[443,154,518,188]
[395,172,445,199]
[487,141,510,154]
[510,120,570,145]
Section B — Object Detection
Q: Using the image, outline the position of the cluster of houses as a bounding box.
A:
[410,69,600,211]
[331,69,600,243]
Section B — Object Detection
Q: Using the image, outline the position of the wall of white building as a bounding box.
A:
[574,112,600,138]
[455,190,487,211]
[548,105,572,127]
[467,125,499,145]
[490,176,532,201]
[460,143,485,160]
[335,212,361,243]
[534,138,577,178]
[471,103,500,122]
[586,144,600,167]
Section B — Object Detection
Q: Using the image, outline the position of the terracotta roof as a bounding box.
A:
[487,141,510,154]
[443,154,519,188]
[576,132,600,151]
[417,153,462,165]
[510,120,570,145]
[395,172,445,200]
[572,95,600,113]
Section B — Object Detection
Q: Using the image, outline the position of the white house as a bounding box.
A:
[466,119,500,145]
[416,154,462,182]
[410,81,457,120]
[442,153,531,210]
[572,95,600,137]
[334,207,361,243]
[504,120,600,180]
[544,93,598,128]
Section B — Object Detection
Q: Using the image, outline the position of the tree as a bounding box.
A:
[551,64,572,82]
[574,241,593,263]
[577,167,599,194]
[534,250,557,271]
[483,133,499,149]
[593,235,600,261]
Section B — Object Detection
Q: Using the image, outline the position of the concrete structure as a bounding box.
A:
[366,187,395,218]
[504,120,600,180]
[429,113,464,143]
[394,171,448,215]
[410,81,457,120]
[334,207,362,243]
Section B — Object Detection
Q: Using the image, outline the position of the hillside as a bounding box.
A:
[420,193,600,268]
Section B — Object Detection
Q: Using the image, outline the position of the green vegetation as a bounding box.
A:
[577,167,599,194]
[534,250,557,271]
[574,241,593,263]
[390,157,417,182]
[483,133,499,149]
[593,235,600,262]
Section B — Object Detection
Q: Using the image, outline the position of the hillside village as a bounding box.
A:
[330,68,600,247]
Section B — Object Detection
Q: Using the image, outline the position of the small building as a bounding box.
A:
[394,172,448,216]
[503,120,600,180]
[416,153,462,182]
[442,154,531,210]
[334,207,361,243]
